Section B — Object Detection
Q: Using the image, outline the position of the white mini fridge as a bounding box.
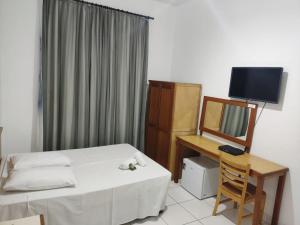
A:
[180,156,219,200]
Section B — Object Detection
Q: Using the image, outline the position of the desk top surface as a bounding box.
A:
[177,135,288,177]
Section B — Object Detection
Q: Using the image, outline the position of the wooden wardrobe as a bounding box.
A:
[145,80,201,175]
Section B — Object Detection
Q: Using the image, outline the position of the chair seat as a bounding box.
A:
[222,182,266,202]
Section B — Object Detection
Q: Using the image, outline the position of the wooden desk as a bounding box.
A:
[174,135,289,225]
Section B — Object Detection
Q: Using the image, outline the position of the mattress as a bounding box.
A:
[0,144,171,225]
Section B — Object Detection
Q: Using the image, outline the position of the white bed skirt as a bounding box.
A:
[0,144,171,225]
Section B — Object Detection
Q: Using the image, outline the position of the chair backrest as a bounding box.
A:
[0,215,44,225]
[219,153,250,199]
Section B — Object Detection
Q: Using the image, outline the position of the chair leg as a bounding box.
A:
[237,202,244,225]
[213,191,222,216]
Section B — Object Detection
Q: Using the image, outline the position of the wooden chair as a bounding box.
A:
[212,154,266,225]
[0,215,45,225]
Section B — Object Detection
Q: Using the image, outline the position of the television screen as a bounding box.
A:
[229,67,283,103]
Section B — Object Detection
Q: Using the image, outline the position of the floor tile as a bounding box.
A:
[168,186,195,203]
[180,199,214,219]
[165,195,176,206]
[186,221,203,225]
[169,181,180,189]
[200,215,235,225]
[223,207,269,225]
[222,208,252,225]
[161,204,195,225]
[205,197,233,213]
[131,216,167,225]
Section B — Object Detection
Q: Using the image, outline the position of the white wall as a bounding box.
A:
[0,0,176,155]
[0,0,41,156]
[148,5,176,81]
[170,0,300,224]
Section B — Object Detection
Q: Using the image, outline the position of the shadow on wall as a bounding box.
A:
[266,71,288,111]
[280,173,295,225]
[258,172,294,224]
[251,72,288,112]
[31,0,43,153]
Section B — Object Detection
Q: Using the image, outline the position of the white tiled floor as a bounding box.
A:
[161,204,195,225]
[124,182,268,225]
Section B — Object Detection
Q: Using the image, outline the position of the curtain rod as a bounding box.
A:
[70,0,154,20]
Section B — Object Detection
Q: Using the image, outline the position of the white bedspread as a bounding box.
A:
[0,144,171,225]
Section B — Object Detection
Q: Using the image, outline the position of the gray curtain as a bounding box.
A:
[220,105,249,137]
[42,0,149,151]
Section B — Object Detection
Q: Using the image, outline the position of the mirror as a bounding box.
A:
[204,102,250,140]
[200,96,258,151]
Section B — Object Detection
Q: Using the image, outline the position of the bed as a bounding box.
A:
[0,144,171,225]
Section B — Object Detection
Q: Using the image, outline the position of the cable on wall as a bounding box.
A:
[255,102,267,125]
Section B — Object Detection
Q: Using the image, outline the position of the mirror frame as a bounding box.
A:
[199,96,258,152]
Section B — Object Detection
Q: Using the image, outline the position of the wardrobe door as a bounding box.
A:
[147,85,161,126]
[145,81,174,168]
[156,130,171,168]
[158,84,174,131]
[145,84,161,159]
[146,126,158,160]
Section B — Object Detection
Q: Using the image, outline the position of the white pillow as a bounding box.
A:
[9,152,71,170]
[3,167,77,191]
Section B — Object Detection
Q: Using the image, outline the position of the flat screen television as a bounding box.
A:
[229,67,283,103]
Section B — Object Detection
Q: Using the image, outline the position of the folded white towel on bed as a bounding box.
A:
[119,152,147,170]
[134,152,147,167]
[119,158,138,170]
